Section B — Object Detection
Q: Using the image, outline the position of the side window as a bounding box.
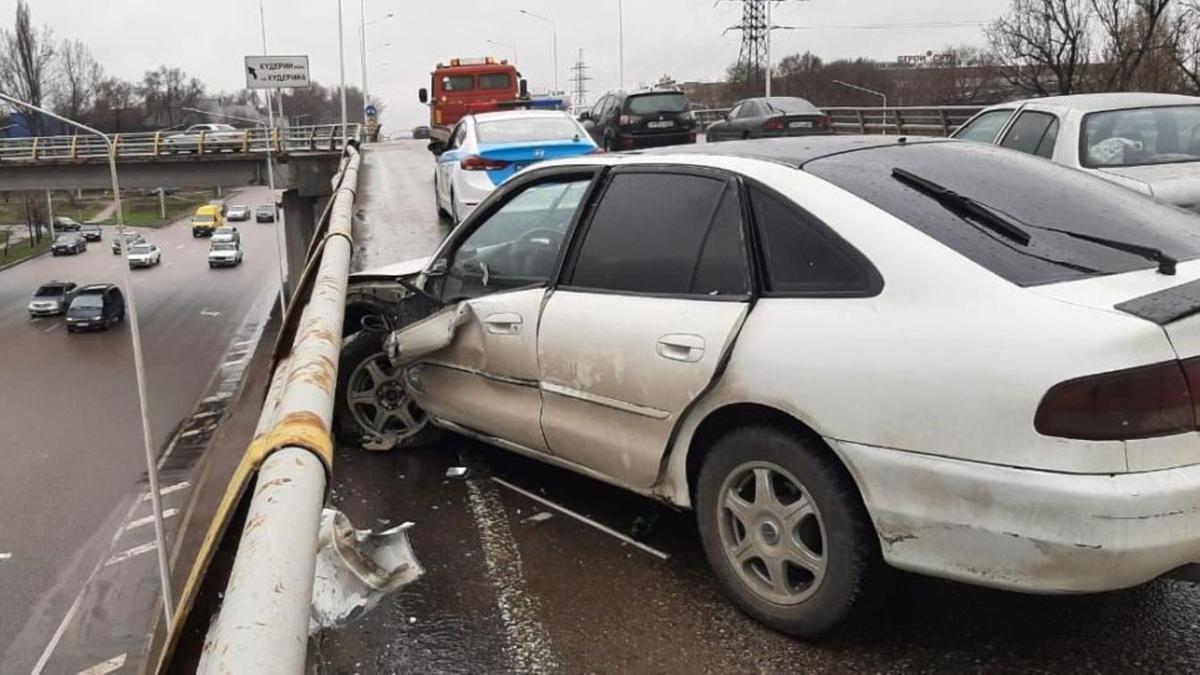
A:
[590,97,606,118]
[749,186,875,295]
[1000,111,1058,156]
[954,109,1014,143]
[442,177,592,302]
[727,104,743,120]
[737,102,759,119]
[1034,118,1060,159]
[568,172,749,296]
[448,123,466,149]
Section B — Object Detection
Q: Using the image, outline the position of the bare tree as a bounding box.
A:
[56,38,103,119]
[0,0,56,133]
[138,65,205,129]
[1091,0,1173,90]
[986,0,1093,95]
[1168,1,1200,91]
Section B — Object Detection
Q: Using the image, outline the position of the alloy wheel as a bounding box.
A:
[345,353,428,443]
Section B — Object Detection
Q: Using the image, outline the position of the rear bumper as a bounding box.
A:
[620,131,695,149]
[837,440,1200,593]
[209,258,239,266]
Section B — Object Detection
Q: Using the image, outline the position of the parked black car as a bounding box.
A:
[580,89,697,151]
[80,223,103,241]
[51,233,87,255]
[28,281,77,318]
[705,96,832,142]
[66,284,125,332]
[255,204,276,222]
[53,216,82,232]
[112,231,145,254]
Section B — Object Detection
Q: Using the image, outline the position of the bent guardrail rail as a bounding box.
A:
[0,123,361,163]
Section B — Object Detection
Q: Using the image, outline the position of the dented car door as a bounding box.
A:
[404,174,598,453]
[538,169,752,488]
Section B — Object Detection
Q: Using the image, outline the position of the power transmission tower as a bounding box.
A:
[725,0,798,97]
[570,49,592,113]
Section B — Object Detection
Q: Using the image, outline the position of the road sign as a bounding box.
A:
[365,105,378,118]
[245,55,311,89]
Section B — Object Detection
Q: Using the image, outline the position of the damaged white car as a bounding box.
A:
[336,137,1200,637]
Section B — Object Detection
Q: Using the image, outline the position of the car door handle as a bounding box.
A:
[656,334,705,363]
[483,312,523,335]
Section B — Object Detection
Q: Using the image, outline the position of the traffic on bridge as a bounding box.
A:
[1,1,1199,674]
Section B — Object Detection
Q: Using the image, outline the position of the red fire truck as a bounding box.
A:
[418,57,528,144]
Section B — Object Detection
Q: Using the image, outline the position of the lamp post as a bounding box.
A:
[487,39,518,64]
[359,5,394,123]
[338,0,349,144]
[618,0,624,90]
[520,9,558,95]
[832,79,888,134]
[0,90,174,626]
[183,106,289,317]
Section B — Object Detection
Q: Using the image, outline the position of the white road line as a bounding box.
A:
[104,541,157,567]
[200,309,221,317]
[465,475,559,673]
[141,480,190,501]
[175,244,185,249]
[125,509,178,532]
[490,476,670,560]
[77,653,126,675]
[43,322,59,333]
[0,552,11,561]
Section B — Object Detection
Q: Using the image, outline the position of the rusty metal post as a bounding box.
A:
[197,145,360,674]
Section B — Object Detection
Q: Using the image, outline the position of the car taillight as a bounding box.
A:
[764,117,784,131]
[818,115,832,129]
[619,114,638,126]
[1035,359,1197,440]
[460,155,509,171]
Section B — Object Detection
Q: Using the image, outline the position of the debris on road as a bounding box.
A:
[445,466,468,478]
[523,511,554,524]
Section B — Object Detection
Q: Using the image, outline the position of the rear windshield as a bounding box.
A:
[36,285,66,296]
[479,73,511,90]
[804,141,1200,286]
[626,93,689,115]
[766,98,819,114]
[476,117,581,144]
[1082,105,1200,168]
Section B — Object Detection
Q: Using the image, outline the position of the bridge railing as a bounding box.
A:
[692,105,985,137]
[0,123,361,162]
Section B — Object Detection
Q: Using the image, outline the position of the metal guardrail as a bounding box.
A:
[0,123,361,163]
[692,105,985,137]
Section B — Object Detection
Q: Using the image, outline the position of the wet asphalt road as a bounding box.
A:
[0,189,282,672]
[316,139,1200,674]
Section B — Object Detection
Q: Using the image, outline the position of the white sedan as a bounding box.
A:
[208,241,243,267]
[126,243,162,268]
[954,92,1200,208]
[340,136,1200,637]
[430,110,598,224]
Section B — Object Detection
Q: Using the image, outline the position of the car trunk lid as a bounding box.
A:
[475,139,596,185]
[1098,163,1200,208]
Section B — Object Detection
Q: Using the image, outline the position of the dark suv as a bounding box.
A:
[51,233,87,255]
[66,284,125,332]
[580,89,697,151]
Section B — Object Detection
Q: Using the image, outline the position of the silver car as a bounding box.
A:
[953,92,1200,208]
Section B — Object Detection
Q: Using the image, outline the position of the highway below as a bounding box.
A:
[318,139,1200,673]
[0,188,281,672]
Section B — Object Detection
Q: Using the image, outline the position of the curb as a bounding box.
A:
[0,246,51,273]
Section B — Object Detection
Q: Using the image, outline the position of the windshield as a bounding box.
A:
[479,73,511,90]
[1082,105,1200,168]
[476,117,581,144]
[193,215,214,224]
[806,141,1200,286]
[626,93,689,114]
[71,294,103,309]
[129,245,151,254]
[35,285,66,297]
[54,235,74,243]
[766,97,819,114]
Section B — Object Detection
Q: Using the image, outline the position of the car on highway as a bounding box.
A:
[706,96,833,142]
[580,89,698,151]
[430,110,598,223]
[51,233,87,255]
[164,123,243,152]
[207,241,243,267]
[126,242,162,268]
[255,204,275,222]
[413,125,431,139]
[65,284,124,332]
[338,136,1200,638]
[192,204,224,237]
[111,231,145,254]
[27,281,78,318]
[227,204,251,221]
[53,216,82,232]
[79,223,103,241]
[952,92,1200,208]
[211,225,241,244]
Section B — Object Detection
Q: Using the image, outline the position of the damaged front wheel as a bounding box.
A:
[334,330,442,451]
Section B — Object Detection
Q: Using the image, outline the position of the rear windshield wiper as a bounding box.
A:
[891,168,1177,276]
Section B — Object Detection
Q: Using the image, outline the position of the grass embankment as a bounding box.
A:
[0,192,109,223]
[102,190,217,227]
[0,234,52,266]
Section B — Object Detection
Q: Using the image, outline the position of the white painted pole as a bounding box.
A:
[339,0,349,144]
[46,189,55,238]
[360,0,369,124]
[618,0,624,90]
[259,0,289,315]
[765,0,772,97]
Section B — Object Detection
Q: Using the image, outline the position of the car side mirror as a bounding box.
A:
[427,140,446,156]
[579,111,591,122]
[519,78,529,99]
[418,88,429,104]
[426,258,448,277]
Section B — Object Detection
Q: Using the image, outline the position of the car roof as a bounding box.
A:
[998,92,1200,112]
[633,135,946,168]
[471,109,576,123]
[78,283,115,292]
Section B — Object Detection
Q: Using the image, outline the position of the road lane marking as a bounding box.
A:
[104,541,157,567]
[0,552,11,561]
[200,309,221,317]
[77,653,126,675]
[141,481,190,501]
[175,244,185,249]
[125,509,178,532]
[43,322,59,333]
[490,476,670,560]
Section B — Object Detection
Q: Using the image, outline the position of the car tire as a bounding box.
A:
[334,329,443,451]
[695,424,882,638]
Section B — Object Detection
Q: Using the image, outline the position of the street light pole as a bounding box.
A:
[765,0,772,97]
[359,0,368,123]
[832,79,888,134]
[0,90,174,626]
[520,9,558,94]
[338,0,348,143]
[618,0,625,90]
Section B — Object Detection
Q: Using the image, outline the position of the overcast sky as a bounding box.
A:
[5,0,1010,128]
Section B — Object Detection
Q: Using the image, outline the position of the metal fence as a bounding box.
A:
[692,105,985,137]
[0,123,360,163]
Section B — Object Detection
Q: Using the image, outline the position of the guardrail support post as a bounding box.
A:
[894,109,905,135]
[938,109,951,136]
[855,109,866,134]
